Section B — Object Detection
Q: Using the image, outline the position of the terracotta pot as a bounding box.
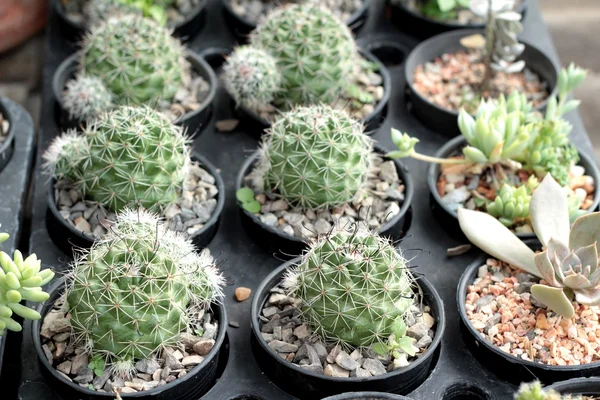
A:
[0,0,47,53]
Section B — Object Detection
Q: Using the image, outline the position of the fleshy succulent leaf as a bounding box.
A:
[534,251,562,287]
[574,287,600,306]
[529,174,570,247]
[530,284,575,318]
[569,213,600,254]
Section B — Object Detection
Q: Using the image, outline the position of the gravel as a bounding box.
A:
[41,295,218,395]
[54,160,219,240]
[260,284,435,378]
[243,155,406,239]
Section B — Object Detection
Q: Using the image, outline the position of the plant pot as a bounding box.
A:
[0,97,17,174]
[52,0,207,44]
[33,277,228,400]
[221,0,370,42]
[457,241,600,385]
[404,29,559,137]
[220,47,390,137]
[387,0,527,40]
[547,377,600,396]
[46,153,224,256]
[427,136,600,240]
[235,145,413,257]
[52,50,217,135]
[322,392,411,400]
[251,259,445,399]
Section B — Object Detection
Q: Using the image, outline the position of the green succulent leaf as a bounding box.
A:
[236,187,255,203]
[242,201,261,214]
[372,342,390,356]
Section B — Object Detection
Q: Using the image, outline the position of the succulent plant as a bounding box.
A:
[250,4,358,108]
[255,105,372,209]
[459,174,600,319]
[424,0,472,18]
[81,14,188,106]
[62,75,114,123]
[283,228,415,347]
[515,381,582,400]
[0,230,55,336]
[222,46,282,109]
[85,0,139,26]
[486,184,530,227]
[67,209,224,375]
[43,106,189,212]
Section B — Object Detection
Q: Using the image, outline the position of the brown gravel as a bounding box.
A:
[412,50,548,113]
[466,258,600,366]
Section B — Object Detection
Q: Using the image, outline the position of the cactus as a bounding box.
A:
[283,228,415,347]
[85,0,139,26]
[222,46,282,109]
[43,106,189,212]
[255,105,372,209]
[250,4,357,108]
[0,230,55,336]
[62,75,114,123]
[486,184,531,227]
[67,209,224,374]
[81,14,188,106]
[515,381,581,400]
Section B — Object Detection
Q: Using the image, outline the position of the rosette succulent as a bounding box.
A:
[486,184,531,227]
[459,174,600,319]
[283,228,415,347]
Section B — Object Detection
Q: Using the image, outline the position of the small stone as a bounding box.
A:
[379,161,399,183]
[406,323,429,341]
[324,363,350,377]
[392,354,410,369]
[273,326,282,341]
[215,119,239,132]
[300,363,324,373]
[74,217,92,233]
[293,324,310,340]
[161,366,171,380]
[335,351,360,371]
[421,313,435,328]
[260,213,278,227]
[202,322,218,339]
[384,202,400,221]
[120,387,138,394]
[416,335,433,348]
[362,358,387,376]
[235,287,251,302]
[163,350,183,370]
[92,373,110,390]
[71,353,89,375]
[56,361,72,375]
[326,344,341,364]
[73,368,94,384]
[313,341,328,363]
[193,199,217,223]
[282,225,294,236]
[55,342,66,358]
[165,375,176,383]
[268,340,298,353]
[478,265,488,278]
[269,199,289,212]
[263,306,279,318]
[229,321,239,328]
[351,367,372,378]
[182,355,204,366]
[42,344,53,364]
[152,369,163,382]
[193,339,215,356]
[135,359,160,375]
[53,332,70,342]
[180,333,202,350]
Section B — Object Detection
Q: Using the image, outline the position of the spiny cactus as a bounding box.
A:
[81,14,188,106]
[250,4,357,108]
[67,209,224,375]
[62,75,114,123]
[255,105,372,209]
[43,106,189,212]
[85,0,139,26]
[515,381,581,400]
[283,228,415,347]
[0,231,54,336]
[222,46,282,109]
[486,184,531,227]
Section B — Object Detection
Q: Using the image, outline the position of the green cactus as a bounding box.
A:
[43,106,189,212]
[515,381,582,400]
[486,184,531,227]
[283,229,415,347]
[62,75,114,123]
[250,4,357,108]
[222,46,282,109]
[256,105,372,209]
[67,209,224,374]
[81,14,187,106]
[0,231,55,336]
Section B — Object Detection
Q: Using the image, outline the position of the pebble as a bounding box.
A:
[235,287,252,302]
[193,339,215,356]
[362,358,387,376]
[324,363,350,377]
[335,351,360,371]
[181,355,204,366]
[135,359,160,375]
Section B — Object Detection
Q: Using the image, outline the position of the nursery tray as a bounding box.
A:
[16,1,600,399]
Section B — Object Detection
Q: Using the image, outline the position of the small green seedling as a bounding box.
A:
[88,356,106,377]
[236,188,261,213]
[372,320,419,358]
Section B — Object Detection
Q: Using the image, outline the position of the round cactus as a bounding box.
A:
[222,46,282,109]
[81,14,187,105]
[255,105,372,209]
[67,209,224,372]
[43,106,189,212]
[284,229,415,347]
[250,4,357,108]
[84,0,139,26]
[62,75,114,122]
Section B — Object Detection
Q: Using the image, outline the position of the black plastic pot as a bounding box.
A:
[216,47,390,137]
[547,377,600,396]
[33,277,227,400]
[52,0,207,43]
[52,50,217,135]
[251,260,445,399]
[221,0,370,42]
[46,153,224,256]
[322,392,411,400]
[458,241,600,385]
[388,0,528,40]
[404,29,559,137]
[236,145,414,257]
[427,135,600,240]
[0,97,16,174]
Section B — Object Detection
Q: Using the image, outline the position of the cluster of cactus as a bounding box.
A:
[62,75,113,123]
[0,230,54,336]
[515,381,582,400]
[459,174,600,319]
[222,46,282,109]
[224,4,368,111]
[283,228,415,347]
[254,105,372,209]
[67,209,224,374]
[80,14,187,107]
[43,105,189,212]
[85,0,173,26]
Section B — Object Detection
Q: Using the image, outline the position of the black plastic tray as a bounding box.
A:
[16,1,600,399]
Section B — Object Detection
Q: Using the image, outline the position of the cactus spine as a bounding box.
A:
[255,105,372,209]
[62,75,114,123]
[43,106,189,212]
